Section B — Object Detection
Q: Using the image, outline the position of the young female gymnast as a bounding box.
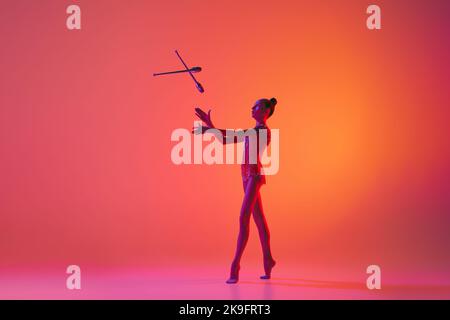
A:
[193,98,277,284]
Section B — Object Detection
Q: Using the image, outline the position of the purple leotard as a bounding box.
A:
[241,124,271,185]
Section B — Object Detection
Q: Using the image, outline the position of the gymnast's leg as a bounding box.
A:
[252,193,276,279]
[226,176,261,284]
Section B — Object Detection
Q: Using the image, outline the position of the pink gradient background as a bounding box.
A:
[1,0,450,298]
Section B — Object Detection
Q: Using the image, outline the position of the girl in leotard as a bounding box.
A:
[193,98,277,284]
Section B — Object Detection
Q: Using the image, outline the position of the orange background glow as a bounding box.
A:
[1,0,450,278]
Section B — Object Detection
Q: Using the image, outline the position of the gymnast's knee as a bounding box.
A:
[239,211,251,226]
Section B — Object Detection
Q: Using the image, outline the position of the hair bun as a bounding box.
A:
[270,97,277,107]
[268,97,277,117]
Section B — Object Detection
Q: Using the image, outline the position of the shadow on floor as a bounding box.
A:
[239,277,450,294]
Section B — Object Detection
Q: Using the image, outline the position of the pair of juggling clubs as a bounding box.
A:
[153,50,204,93]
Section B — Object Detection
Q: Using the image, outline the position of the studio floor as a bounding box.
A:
[1,264,450,300]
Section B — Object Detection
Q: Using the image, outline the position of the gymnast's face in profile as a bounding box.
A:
[251,100,270,122]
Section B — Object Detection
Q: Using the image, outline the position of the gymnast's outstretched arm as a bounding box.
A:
[193,107,249,144]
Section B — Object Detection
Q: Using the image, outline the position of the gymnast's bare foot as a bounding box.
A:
[260,258,276,280]
[226,262,240,284]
